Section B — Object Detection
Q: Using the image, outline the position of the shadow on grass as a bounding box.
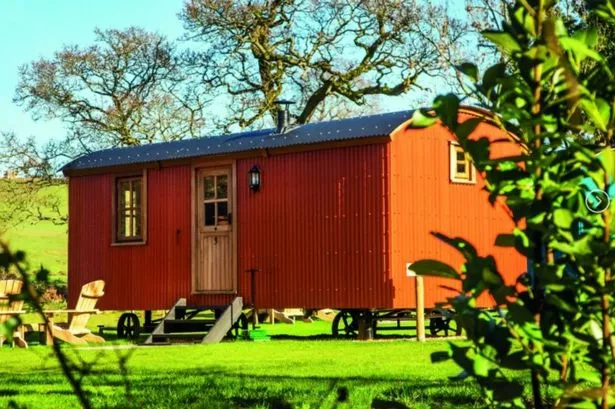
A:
[1,364,480,408]
[102,369,480,409]
[0,389,18,397]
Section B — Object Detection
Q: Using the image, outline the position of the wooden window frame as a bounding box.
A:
[199,169,232,233]
[449,142,476,184]
[111,170,147,246]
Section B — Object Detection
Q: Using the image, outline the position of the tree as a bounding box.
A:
[14,27,207,150]
[180,0,470,129]
[9,27,209,229]
[410,0,615,407]
[0,132,67,234]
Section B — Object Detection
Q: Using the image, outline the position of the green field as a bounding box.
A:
[0,323,490,409]
[0,183,68,285]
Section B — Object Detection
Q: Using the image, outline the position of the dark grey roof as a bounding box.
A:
[61,109,414,173]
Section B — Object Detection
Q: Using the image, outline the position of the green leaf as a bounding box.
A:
[580,98,611,131]
[507,303,534,325]
[553,208,574,229]
[495,234,515,247]
[433,94,460,130]
[473,354,491,377]
[491,380,524,401]
[598,147,615,182]
[559,37,603,63]
[513,228,534,258]
[457,63,478,82]
[482,31,522,53]
[514,6,536,36]
[573,27,598,48]
[456,118,483,141]
[410,259,460,279]
[545,293,576,313]
[431,232,479,260]
[500,350,528,370]
[409,109,438,128]
[482,63,507,91]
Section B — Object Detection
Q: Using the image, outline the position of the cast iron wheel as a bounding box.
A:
[117,313,141,339]
[429,310,461,337]
[331,311,359,338]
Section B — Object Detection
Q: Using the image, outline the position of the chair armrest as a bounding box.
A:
[43,309,100,315]
[0,311,27,315]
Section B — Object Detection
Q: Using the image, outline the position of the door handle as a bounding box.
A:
[228,213,232,225]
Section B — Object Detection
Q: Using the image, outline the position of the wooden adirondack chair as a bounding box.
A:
[42,280,105,345]
[0,279,28,348]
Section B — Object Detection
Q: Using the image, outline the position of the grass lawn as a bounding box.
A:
[0,334,488,409]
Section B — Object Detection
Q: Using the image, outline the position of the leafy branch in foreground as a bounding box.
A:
[411,0,615,408]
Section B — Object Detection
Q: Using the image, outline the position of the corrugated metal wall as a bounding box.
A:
[389,114,527,308]
[236,144,393,309]
[69,115,524,312]
[68,143,392,310]
[68,166,236,310]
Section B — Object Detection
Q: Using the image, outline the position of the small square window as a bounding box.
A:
[449,142,476,184]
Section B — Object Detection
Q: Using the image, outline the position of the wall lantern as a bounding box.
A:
[249,165,261,192]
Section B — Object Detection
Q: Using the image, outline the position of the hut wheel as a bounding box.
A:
[428,310,461,337]
[331,311,359,338]
[117,313,141,339]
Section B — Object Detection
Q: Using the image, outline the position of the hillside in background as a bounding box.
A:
[0,182,68,285]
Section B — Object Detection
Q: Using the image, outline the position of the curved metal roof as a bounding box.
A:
[61,109,414,174]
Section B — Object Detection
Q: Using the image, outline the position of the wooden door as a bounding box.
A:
[195,167,235,292]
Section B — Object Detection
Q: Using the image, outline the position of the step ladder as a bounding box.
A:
[144,297,244,345]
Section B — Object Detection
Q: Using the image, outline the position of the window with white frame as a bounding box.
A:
[449,142,476,184]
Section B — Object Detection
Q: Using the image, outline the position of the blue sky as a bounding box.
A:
[0,0,184,143]
[0,0,463,146]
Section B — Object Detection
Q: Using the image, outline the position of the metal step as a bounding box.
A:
[163,319,215,333]
[144,297,244,345]
[203,297,244,344]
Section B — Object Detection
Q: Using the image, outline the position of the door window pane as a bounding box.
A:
[217,201,228,225]
[204,176,215,200]
[216,175,228,198]
[204,203,215,226]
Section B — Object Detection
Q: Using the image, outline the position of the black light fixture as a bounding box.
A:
[249,165,261,192]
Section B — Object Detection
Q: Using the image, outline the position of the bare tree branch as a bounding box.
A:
[180,0,471,128]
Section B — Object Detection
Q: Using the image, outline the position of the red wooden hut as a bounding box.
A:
[62,106,525,342]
